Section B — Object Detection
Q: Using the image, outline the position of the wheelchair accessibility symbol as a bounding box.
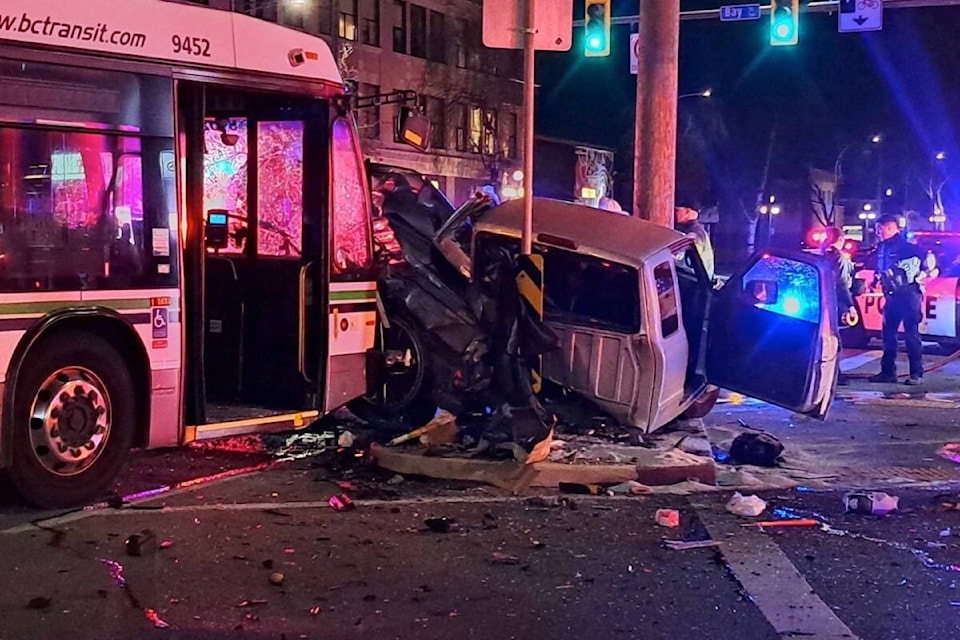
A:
[152,307,168,339]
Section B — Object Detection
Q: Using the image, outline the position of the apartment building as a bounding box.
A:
[177,0,524,203]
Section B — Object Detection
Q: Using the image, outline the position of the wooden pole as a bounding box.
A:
[633,0,679,227]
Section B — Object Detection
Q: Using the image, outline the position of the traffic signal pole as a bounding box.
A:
[633,0,680,228]
[521,0,536,255]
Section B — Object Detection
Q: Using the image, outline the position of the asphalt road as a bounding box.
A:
[1,344,960,639]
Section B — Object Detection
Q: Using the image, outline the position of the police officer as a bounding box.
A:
[822,227,856,385]
[870,214,925,385]
[675,198,715,281]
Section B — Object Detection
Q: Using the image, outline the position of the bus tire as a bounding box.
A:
[9,332,136,509]
[350,315,438,431]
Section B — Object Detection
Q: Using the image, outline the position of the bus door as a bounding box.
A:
[322,116,377,412]
[180,81,329,436]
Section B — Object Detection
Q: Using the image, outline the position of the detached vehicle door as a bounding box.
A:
[705,251,840,419]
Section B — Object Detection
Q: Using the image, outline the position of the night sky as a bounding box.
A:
[535,1,960,212]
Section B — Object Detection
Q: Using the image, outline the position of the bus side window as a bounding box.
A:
[0,128,160,291]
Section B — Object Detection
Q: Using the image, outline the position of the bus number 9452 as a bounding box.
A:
[172,35,211,58]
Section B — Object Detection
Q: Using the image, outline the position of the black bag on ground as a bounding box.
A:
[729,432,784,467]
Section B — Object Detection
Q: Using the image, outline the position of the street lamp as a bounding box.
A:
[871,134,882,144]
[936,151,947,161]
[678,89,712,100]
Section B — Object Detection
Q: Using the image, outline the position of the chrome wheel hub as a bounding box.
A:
[29,366,111,476]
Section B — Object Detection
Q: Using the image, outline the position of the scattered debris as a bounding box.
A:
[482,513,499,529]
[843,491,899,515]
[386,474,406,485]
[159,539,174,550]
[338,431,356,448]
[328,494,356,512]
[742,518,819,528]
[145,609,170,629]
[941,528,954,538]
[729,432,784,467]
[939,443,960,465]
[387,411,457,447]
[491,552,520,565]
[654,509,680,528]
[664,539,721,550]
[269,572,285,586]
[424,517,455,533]
[310,606,322,616]
[26,597,52,610]
[725,492,767,517]
[237,600,268,608]
[124,529,157,557]
[606,480,651,495]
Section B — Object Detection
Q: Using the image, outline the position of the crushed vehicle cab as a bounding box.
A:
[359,180,840,433]
[473,199,841,431]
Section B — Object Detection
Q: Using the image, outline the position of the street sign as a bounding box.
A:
[629,32,639,75]
[719,4,761,22]
[482,0,573,51]
[839,0,883,33]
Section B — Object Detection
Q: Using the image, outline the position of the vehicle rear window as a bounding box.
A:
[475,232,641,334]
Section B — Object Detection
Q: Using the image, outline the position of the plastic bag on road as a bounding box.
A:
[725,492,767,517]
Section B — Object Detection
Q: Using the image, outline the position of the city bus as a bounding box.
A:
[0,0,378,507]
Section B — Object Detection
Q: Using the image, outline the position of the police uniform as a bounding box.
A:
[875,231,925,381]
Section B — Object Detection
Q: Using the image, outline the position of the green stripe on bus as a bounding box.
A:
[329,290,377,301]
[0,299,152,316]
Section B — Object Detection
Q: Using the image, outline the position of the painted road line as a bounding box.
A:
[839,350,883,372]
[694,503,860,640]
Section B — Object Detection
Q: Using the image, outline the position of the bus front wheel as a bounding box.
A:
[9,332,136,509]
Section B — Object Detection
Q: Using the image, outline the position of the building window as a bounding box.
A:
[506,113,518,158]
[360,0,380,46]
[466,22,483,71]
[239,0,277,21]
[482,108,498,156]
[392,1,407,54]
[359,83,381,140]
[453,18,467,69]
[316,0,333,35]
[419,95,445,150]
[469,106,482,153]
[455,104,469,152]
[428,11,446,63]
[281,5,305,30]
[410,5,427,58]
[338,0,358,41]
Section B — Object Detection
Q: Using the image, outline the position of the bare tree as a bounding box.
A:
[810,182,836,227]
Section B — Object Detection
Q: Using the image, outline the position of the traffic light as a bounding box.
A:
[770,0,799,47]
[584,0,610,57]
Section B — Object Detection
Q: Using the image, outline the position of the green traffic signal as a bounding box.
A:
[770,0,799,47]
[584,0,610,57]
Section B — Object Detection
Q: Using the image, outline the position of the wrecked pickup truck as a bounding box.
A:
[355,164,841,434]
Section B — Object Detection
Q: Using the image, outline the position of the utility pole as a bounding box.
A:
[633,0,679,228]
[521,0,536,254]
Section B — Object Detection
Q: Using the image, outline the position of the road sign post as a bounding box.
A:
[839,0,883,32]
[482,0,572,255]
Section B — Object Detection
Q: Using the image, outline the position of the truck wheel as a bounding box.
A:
[682,385,719,419]
[351,316,438,430]
[8,333,136,508]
